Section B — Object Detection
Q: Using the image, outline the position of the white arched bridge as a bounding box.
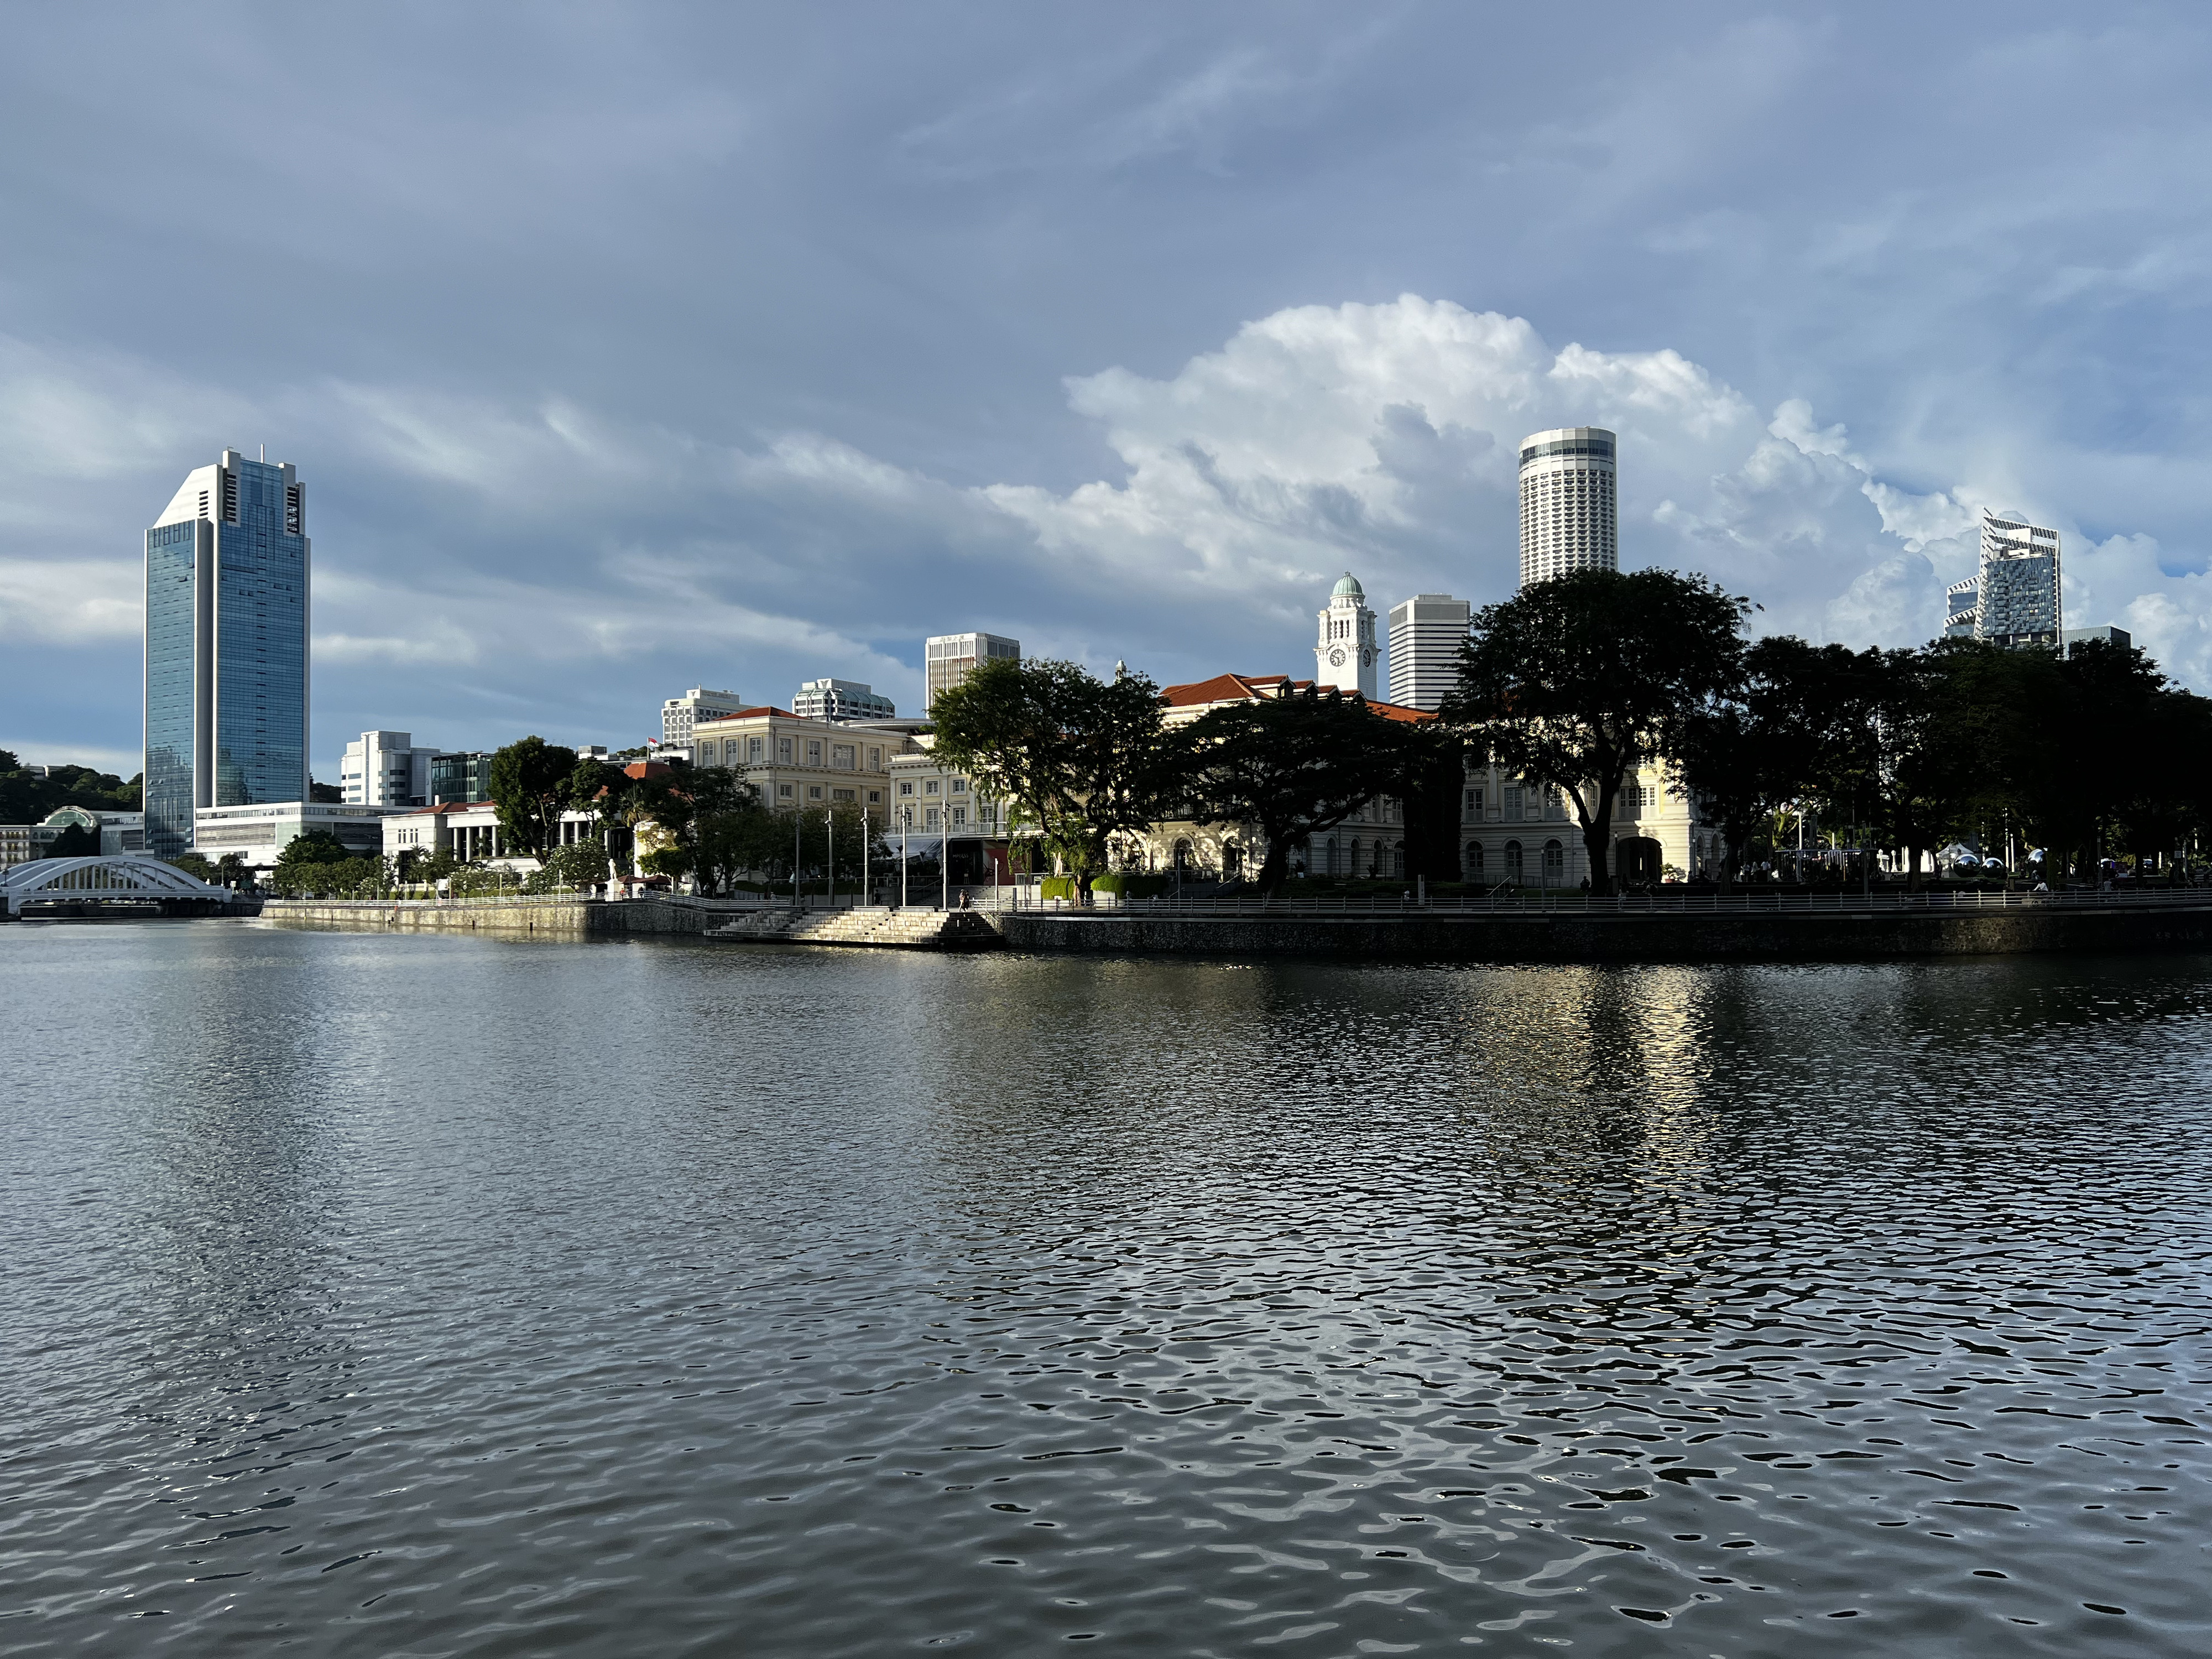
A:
[1,856,256,919]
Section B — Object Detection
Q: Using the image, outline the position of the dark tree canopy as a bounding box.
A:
[929,658,1173,889]
[487,736,579,859]
[1445,568,1749,894]
[1175,686,1422,894]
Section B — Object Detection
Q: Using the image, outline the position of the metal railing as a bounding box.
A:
[992,886,2212,918]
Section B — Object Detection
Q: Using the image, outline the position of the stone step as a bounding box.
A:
[707,907,1001,950]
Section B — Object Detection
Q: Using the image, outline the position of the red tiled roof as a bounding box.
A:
[1160,672,1294,707]
[695,707,794,726]
[1160,674,1437,723]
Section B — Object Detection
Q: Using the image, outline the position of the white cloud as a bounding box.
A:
[0,557,142,643]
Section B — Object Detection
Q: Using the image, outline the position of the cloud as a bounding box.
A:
[1,293,2206,779]
[0,557,142,643]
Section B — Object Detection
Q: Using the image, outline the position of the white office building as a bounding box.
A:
[1945,511,2063,649]
[661,687,746,751]
[192,801,400,872]
[1519,427,1619,589]
[1314,573,1380,698]
[339,730,443,807]
[792,678,897,722]
[1386,593,1470,712]
[924,633,1019,712]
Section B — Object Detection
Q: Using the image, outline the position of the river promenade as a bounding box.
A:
[255,886,2212,961]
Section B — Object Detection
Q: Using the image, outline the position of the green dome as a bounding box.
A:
[1332,572,1364,599]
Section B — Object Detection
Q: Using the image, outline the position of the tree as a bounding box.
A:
[1444,569,1750,895]
[308,778,344,804]
[215,852,252,888]
[930,658,1175,893]
[278,829,352,866]
[488,737,578,860]
[1175,685,1418,894]
[168,851,217,882]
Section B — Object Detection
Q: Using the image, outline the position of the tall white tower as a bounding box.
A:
[1518,426,1618,589]
[1386,593,1471,711]
[1314,572,1378,698]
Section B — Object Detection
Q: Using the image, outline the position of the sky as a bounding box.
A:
[0,2,2205,781]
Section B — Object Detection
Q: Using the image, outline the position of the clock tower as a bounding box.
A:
[1314,571,1378,698]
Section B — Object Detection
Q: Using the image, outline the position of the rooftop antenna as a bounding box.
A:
[260,444,266,462]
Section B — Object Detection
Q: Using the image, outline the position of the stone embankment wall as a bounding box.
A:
[259,896,746,937]
[992,903,2212,962]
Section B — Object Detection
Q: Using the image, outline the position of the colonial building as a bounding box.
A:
[688,707,902,813]
[1118,672,1436,881]
[887,740,1013,887]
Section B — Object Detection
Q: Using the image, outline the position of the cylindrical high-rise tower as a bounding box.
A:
[1517,426,1617,589]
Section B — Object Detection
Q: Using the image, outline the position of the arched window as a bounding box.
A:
[1543,839,1564,884]
[1349,838,1363,876]
[1465,841,1484,875]
[1173,838,1194,872]
[1223,844,1242,879]
[1392,841,1405,878]
[1504,839,1523,884]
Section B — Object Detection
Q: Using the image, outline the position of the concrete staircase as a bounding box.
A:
[707,906,1003,950]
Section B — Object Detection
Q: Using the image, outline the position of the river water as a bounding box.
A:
[3,923,2208,1657]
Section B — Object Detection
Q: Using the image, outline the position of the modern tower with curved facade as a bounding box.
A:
[143,450,310,857]
[1517,426,1618,589]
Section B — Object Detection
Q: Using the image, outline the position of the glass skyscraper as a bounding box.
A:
[1942,509,2063,651]
[143,450,310,856]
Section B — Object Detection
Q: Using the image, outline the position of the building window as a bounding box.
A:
[833,788,855,802]
[925,780,940,796]
[832,743,853,770]
[778,738,794,763]
[866,747,881,770]
[899,781,914,796]
[1503,784,1524,820]
[1504,839,1523,883]
[1466,841,1484,874]
[1543,839,1565,883]
[867,790,881,804]
[808,785,823,800]
[778,782,795,799]
[806,739,825,767]
[748,737,765,763]
[950,806,965,827]
[951,778,968,794]
[925,807,940,829]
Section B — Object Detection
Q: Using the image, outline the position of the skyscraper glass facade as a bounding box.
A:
[143,452,311,856]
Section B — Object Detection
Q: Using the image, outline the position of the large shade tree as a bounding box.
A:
[1444,568,1749,895]
[1174,685,1422,894]
[928,658,1174,894]
[487,736,579,860]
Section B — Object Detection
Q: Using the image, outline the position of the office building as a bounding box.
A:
[1518,426,1618,589]
[792,679,897,722]
[661,687,746,752]
[925,633,1020,712]
[340,731,443,807]
[192,801,397,872]
[430,751,494,806]
[143,450,311,855]
[1945,510,2063,649]
[1314,574,1380,698]
[2063,625,2132,657]
[1386,593,1471,712]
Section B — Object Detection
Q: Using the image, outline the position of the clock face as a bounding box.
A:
[1328,646,1347,667]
